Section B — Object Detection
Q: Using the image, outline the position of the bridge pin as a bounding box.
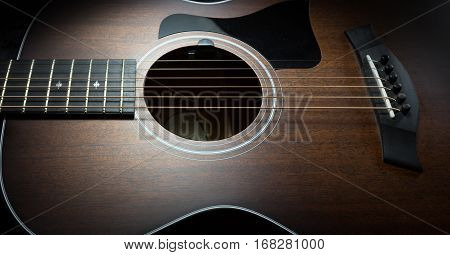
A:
[396,93,407,104]
[392,83,402,94]
[401,104,411,115]
[384,64,394,74]
[388,73,398,84]
[380,55,390,65]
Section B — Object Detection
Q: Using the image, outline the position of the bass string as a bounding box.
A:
[0,94,398,111]
[140,59,375,63]
[0,85,392,92]
[0,59,365,64]
[0,95,397,101]
[0,76,385,81]
[0,77,389,99]
[0,67,375,73]
[136,67,361,71]
[139,76,383,80]
[0,105,400,112]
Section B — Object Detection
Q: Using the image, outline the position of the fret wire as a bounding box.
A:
[85,60,93,113]
[120,60,125,114]
[22,60,35,113]
[44,60,56,113]
[0,60,13,111]
[65,60,75,113]
[103,59,109,113]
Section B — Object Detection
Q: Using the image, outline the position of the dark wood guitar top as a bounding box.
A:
[1,0,449,234]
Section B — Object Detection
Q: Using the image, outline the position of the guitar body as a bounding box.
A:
[2,0,450,234]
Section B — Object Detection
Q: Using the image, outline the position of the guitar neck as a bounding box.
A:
[0,59,136,117]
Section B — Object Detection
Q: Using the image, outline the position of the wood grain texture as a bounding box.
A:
[2,0,450,234]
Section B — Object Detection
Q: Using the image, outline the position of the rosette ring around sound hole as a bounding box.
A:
[136,32,283,160]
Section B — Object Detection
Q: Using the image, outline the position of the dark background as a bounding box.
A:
[0,0,449,234]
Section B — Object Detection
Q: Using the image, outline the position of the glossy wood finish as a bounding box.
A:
[2,0,450,234]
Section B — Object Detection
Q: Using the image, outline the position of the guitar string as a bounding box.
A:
[0,57,387,80]
[0,67,365,72]
[0,59,376,63]
[0,87,395,112]
[0,60,398,105]
[0,85,392,90]
[0,105,400,112]
[0,70,379,76]
[0,63,394,108]
[0,88,401,111]
[0,77,387,81]
[0,70,374,75]
[138,67,364,71]
[0,64,379,69]
[0,95,397,101]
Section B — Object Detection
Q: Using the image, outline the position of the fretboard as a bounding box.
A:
[0,59,136,118]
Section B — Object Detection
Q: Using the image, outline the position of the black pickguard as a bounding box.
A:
[159,0,321,69]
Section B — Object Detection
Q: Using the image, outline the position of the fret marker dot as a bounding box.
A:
[55,81,62,89]
[93,80,100,88]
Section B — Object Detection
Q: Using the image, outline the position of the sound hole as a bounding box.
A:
[145,46,262,141]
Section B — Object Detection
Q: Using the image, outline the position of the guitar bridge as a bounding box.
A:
[346,25,421,171]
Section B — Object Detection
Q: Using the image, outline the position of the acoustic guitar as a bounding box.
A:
[1,0,449,234]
